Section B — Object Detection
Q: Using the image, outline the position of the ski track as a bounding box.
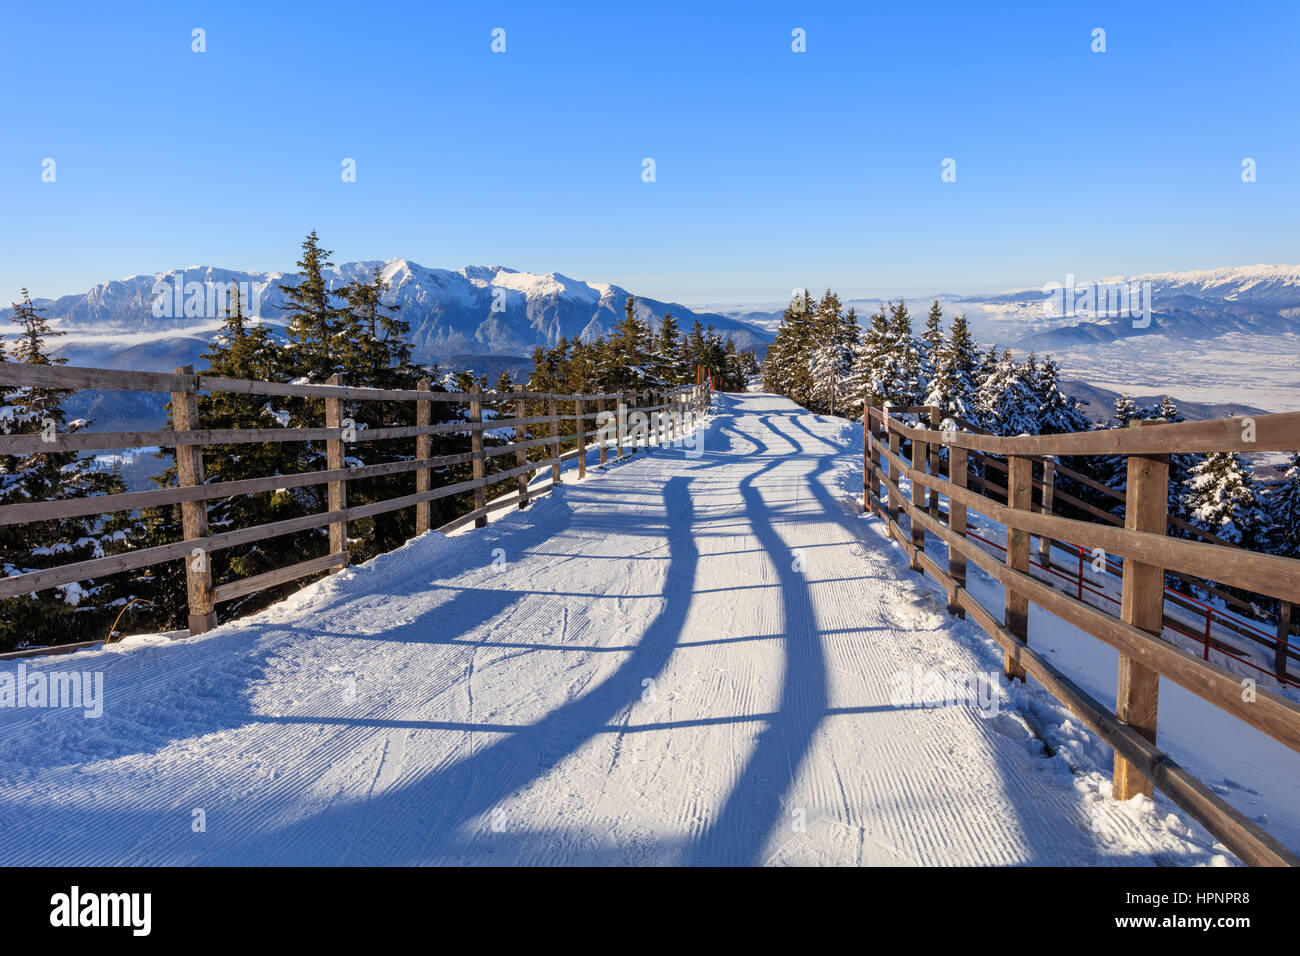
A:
[0,393,1232,865]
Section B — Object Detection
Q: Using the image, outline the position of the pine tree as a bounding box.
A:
[608,298,651,390]
[1033,356,1091,435]
[278,231,345,381]
[806,289,854,415]
[847,305,893,408]
[977,350,1038,436]
[1267,453,1300,557]
[1151,396,1204,534]
[1185,450,1272,550]
[924,312,980,420]
[0,290,128,649]
[918,300,944,403]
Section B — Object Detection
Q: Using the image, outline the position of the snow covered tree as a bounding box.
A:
[803,289,857,415]
[1185,450,1272,550]
[976,350,1038,436]
[1266,452,1300,557]
[887,301,923,406]
[762,290,816,402]
[924,312,980,420]
[917,300,944,401]
[1033,357,1091,435]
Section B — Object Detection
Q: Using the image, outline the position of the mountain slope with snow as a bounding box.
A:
[0,260,770,371]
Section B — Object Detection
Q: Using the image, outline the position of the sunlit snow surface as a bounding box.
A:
[0,395,1281,865]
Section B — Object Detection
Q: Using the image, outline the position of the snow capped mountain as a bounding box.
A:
[1131,264,1300,305]
[0,259,770,372]
[943,263,1300,346]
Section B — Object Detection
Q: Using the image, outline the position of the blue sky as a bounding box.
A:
[2,0,1297,305]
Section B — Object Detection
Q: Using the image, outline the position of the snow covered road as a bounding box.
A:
[0,393,1228,865]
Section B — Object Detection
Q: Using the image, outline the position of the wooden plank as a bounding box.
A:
[0,362,195,393]
[415,379,431,535]
[1115,429,1169,800]
[954,589,1297,867]
[1039,459,1055,569]
[577,396,586,479]
[947,445,968,618]
[1278,603,1293,681]
[0,638,106,661]
[324,374,348,569]
[0,451,477,526]
[928,407,941,521]
[597,396,608,466]
[471,384,487,529]
[618,394,627,459]
[898,498,1300,755]
[1004,455,1032,682]
[170,365,215,636]
[883,409,1300,457]
[437,482,559,535]
[212,552,349,604]
[887,429,901,524]
[910,432,927,569]
[877,442,1300,605]
[516,397,529,508]
[864,403,877,517]
[0,469,513,602]
[549,396,561,484]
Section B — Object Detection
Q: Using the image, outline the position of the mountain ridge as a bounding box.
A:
[0,259,771,371]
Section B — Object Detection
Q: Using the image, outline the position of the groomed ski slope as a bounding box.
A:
[0,393,1235,865]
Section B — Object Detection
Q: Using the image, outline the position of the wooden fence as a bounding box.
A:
[863,402,1300,866]
[0,362,712,640]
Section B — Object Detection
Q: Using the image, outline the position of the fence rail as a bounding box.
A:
[863,402,1300,867]
[0,361,714,638]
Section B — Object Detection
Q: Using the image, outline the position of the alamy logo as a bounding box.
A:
[50,886,151,936]
[1041,273,1153,329]
[0,663,103,718]
[887,665,1002,717]
[150,276,265,319]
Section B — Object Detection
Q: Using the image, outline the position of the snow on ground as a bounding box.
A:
[0,394,1240,865]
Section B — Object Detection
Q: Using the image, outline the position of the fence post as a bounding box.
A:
[887,425,900,525]
[928,407,941,522]
[170,365,216,636]
[910,429,927,569]
[597,396,608,465]
[1004,454,1032,682]
[577,396,587,479]
[415,378,431,534]
[948,444,967,619]
[863,403,875,515]
[631,391,641,451]
[324,373,349,571]
[1114,423,1169,801]
[471,383,487,528]
[1278,603,1293,681]
[549,395,561,484]
[515,396,529,508]
[1039,457,1055,570]
[618,392,627,459]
